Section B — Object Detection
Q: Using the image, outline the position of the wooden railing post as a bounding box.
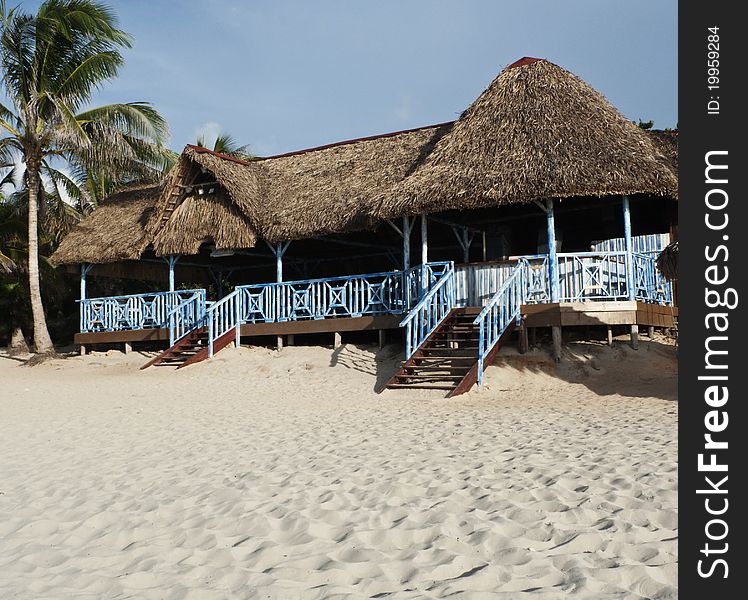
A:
[622,196,635,300]
[546,199,559,302]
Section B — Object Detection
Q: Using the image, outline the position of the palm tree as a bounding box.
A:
[0,0,170,352]
[196,132,252,159]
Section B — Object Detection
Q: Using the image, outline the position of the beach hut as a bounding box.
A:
[51,57,678,394]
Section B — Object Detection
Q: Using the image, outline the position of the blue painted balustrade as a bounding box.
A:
[556,251,629,301]
[632,252,673,304]
[79,289,205,333]
[235,262,450,325]
[166,291,208,346]
[473,263,524,385]
[205,288,242,357]
[400,262,456,359]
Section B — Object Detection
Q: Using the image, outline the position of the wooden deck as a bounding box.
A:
[522,301,678,329]
[75,313,403,347]
[75,302,676,350]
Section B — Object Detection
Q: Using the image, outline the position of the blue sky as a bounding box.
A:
[19,0,677,157]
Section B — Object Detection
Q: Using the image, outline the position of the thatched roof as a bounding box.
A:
[50,184,159,265]
[256,123,452,243]
[150,123,452,254]
[54,58,679,263]
[656,240,678,281]
[151,191,256,255]
[373,57,678,219]
[646,129,678,174]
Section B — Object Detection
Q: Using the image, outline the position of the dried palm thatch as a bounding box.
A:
[151,124,452,254]
[257,123,452,243]
[646,129,678,175]
[151,191,256,255]
[656,240,678,281]
[146,146,266,237]
[50,184,159,265]
[373,58,678,219]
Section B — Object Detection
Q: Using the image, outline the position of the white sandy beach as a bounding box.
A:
[0,338,677,599]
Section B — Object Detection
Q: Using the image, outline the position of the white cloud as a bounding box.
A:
[393,94,415,121]
[193,121,223,148]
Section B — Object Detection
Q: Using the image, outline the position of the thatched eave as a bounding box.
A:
[50,184,159,266]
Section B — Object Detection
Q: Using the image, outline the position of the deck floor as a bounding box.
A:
[74,301,677,347]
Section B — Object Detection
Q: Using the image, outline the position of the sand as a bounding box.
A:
[0,337,677,599]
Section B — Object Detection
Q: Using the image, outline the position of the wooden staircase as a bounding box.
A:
[140,327,235,370]
[382,307,516,397]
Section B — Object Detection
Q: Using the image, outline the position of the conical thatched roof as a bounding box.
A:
[656,240,678,281]
[373,57,678,219]
[646,129,678,174]
[50,184,159,265]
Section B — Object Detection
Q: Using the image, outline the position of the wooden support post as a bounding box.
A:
[276,335,283,351]
[79,344,86,356]
[403,216,411,270]
[287,334,295,346]
[622,196,635,301]
[421,213,428,265]
[123,342,131,355]
[552,326,562,361]
[648,326,655,338]
[80,263,91,301]
[334,332,342,349]
[482,231,487,261]
[378,329,385,349]
[276,243,283,283]
[266,240,291,283]
[546,199,559,302]
[630,324,639,350]
[167,255,180,292]
[529,327,536,349]
[518,326,529,354]
[421,214,429,293]
[607,326,614,347]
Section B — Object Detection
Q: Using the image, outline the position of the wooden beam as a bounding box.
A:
[552,326,562,361]
[630,324,639,350]
[518,325,529,354]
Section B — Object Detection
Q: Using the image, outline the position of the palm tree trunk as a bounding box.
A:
[26,162,54,353]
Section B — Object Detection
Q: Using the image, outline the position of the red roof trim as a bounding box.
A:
[184,121,454,165]
[254,121,455,161]
[185,145,258,167]
[506,56,544,69]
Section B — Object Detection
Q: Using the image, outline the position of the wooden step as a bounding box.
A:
[396,375,466,382]
[386,383,455,390]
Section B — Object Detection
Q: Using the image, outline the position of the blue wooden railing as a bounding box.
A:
[166,291,207,347]
[235,262,450,324]
[556,251,629,302]
[473,263,523,385]
[633,252,673,304]
[400,261,456,359]
[79,289,205,333]
[206,288,242,357]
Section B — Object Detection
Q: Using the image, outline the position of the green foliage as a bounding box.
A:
[0,0,173,345]
[196,132,253,160]
[635,119,654,130]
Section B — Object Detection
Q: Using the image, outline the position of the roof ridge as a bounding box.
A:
[254,121,455,161]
